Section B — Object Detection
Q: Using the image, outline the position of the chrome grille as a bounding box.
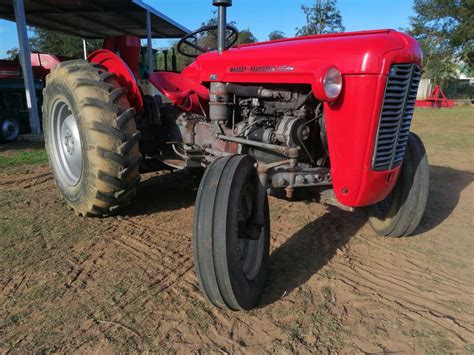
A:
[372,64,421,171]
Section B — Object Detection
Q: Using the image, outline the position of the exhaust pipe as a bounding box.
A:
[213,0,232,54]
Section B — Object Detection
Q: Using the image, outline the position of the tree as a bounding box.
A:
[237,29,257,44]
[199,12,257,46]
[296,0,345,36]
[409,0,473,83]
[268,31,287,40]
[6,48,20,59]
[33,29,102,58]
[7,28,102,59]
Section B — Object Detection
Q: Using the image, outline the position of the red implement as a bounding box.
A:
[416,85,454,108]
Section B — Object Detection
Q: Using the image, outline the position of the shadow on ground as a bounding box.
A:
[123,168,203,216]
[0,141,44,153]
[260,207,368,307]
[260,164,473,307]
[415,165,473,234]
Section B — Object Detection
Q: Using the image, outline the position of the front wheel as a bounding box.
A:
[193,154,270,310]
[367,132,429,237]
[0,117,19,143]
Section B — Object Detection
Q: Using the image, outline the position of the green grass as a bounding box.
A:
[0,148,48,168]
[412,107,474,151]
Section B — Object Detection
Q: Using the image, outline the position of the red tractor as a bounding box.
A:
[0,52,67,142]
[42,1,429,310]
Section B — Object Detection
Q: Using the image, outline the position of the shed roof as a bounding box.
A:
[0,0,189,39]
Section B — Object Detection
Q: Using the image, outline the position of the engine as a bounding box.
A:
[149,83,328,171]
[222,83,326,165]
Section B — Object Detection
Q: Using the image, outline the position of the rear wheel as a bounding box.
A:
[368,132,429,237]
[193,154,270,310]
[0,117,19,143]
[43,60,141,216]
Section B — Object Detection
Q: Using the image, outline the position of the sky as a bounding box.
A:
[0,0,415,59]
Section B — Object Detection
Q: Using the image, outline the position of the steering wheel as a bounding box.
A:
[177,25,239,58]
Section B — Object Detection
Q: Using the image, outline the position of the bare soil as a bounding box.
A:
[1,107,473,353]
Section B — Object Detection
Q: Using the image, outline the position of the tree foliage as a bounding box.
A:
[409,0,473,83]
[198,11,257,47]
[237,29,257,44]
[7,28,102,60]
[268,31,287,40]
[168,12,258,71]
[296,0,345,36]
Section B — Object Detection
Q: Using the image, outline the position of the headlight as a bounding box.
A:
[323,67,342,99]
[312,66,343,102]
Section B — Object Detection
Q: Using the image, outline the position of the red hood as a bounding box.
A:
[183,29,422,84]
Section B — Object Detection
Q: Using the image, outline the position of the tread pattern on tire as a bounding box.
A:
[193,155,270,310]
[43,60,141,217]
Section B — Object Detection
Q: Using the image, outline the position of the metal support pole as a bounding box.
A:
[13,0,41,135]
[82,39,87,59]
[146,10,153,76]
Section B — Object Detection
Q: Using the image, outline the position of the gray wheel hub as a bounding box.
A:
[51,100,83,186]
[237,185,265,281]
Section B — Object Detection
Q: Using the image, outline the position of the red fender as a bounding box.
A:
[88,49,144,112]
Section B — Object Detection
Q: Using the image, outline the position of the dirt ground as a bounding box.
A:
[1,107,473,354]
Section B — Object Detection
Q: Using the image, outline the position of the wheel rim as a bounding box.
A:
[2,118,19,141]
[237,182,265,281]
[50,99,83,186]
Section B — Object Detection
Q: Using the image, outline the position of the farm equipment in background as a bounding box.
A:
[0,52,67,142]
[42,0,429,311]
[415,84,455,108]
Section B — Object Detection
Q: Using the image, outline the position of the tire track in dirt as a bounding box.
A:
[330,236,474,346]
[359,235,473,287]
[71,212,199,344]
[0,169,53,191]
[91,212,284,352]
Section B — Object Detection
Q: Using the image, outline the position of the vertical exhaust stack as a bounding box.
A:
[213,0,232,54]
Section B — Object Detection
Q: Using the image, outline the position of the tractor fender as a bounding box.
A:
[88,49,143,112]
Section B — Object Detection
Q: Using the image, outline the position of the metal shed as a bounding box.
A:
[0,0,189,135]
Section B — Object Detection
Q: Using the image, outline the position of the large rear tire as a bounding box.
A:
[43,60,141,216]
[368,132,429,237]
[193,154,270,310]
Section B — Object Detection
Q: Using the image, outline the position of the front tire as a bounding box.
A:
[43,60,141,216]
[368,132,429,237]
[193,154,270,310]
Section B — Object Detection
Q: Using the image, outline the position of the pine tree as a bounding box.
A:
[296,0,345,36]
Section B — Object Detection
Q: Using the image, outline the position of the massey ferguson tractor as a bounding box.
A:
[42,1,429,310]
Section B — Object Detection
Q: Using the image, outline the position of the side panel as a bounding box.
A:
[324,74,400,207]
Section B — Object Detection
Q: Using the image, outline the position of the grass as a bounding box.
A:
[411,106,474,166]
[0,148,48,168]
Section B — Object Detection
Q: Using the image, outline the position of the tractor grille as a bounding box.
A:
[372,64,421,171]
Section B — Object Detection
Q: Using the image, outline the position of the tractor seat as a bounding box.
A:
[148,71,209,111]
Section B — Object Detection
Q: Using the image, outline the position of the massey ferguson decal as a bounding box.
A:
[229,65,295,73]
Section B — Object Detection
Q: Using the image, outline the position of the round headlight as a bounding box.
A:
[323,67,342,99]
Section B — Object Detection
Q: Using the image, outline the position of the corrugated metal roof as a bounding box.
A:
[0,0,190,39]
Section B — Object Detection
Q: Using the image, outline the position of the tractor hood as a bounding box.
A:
[184,29,422,84]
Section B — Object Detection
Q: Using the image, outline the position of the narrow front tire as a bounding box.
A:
[193,154,270,310]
